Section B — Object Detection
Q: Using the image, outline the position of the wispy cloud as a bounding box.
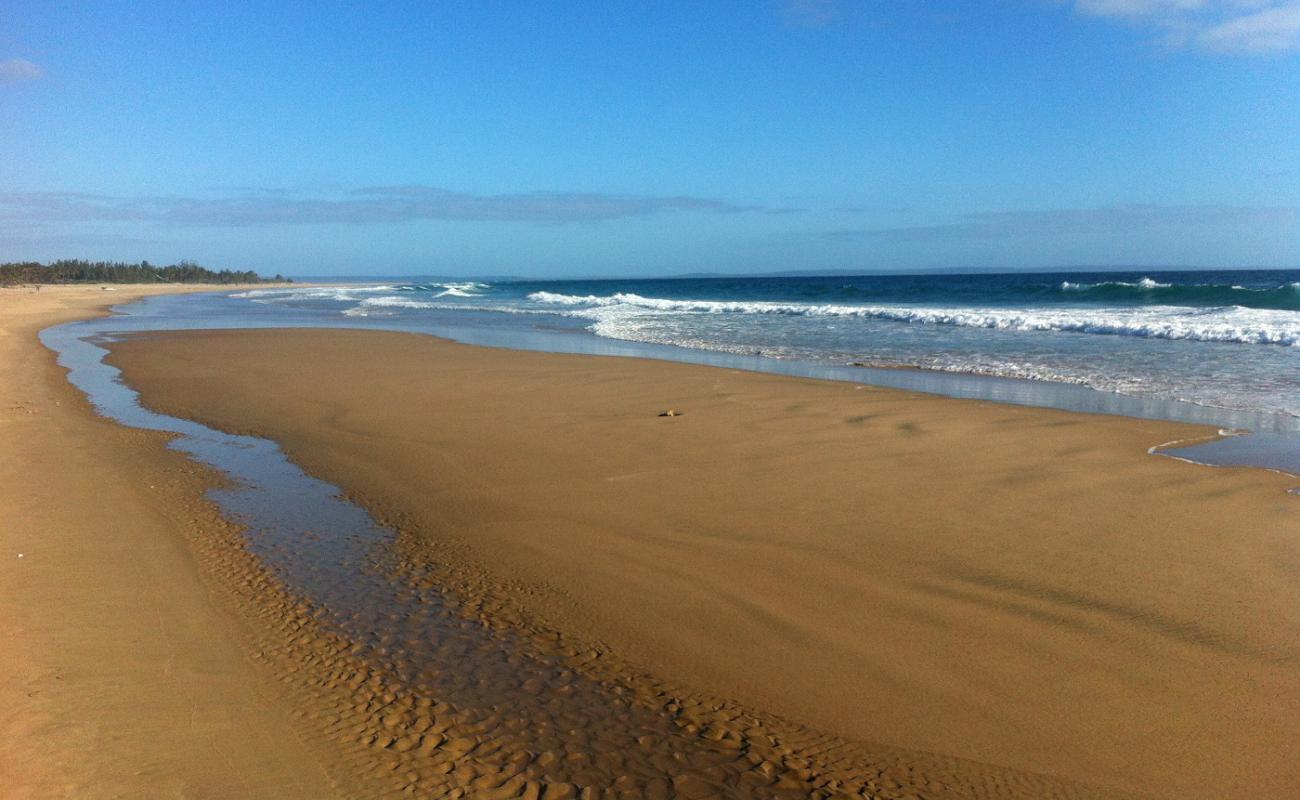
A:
[821,204,1300,241]
[0,225,150,248]
[1072,1,1300,52]
[0,58,43,85]
[1197,3,1300,51]
[0,186,764,227]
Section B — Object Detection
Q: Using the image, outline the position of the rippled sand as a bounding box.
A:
[103,327,1300,799]
[1,286,336,798]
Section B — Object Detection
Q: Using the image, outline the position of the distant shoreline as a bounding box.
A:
[0,258,289,287]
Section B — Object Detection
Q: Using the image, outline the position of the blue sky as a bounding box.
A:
[2,1,1298,277]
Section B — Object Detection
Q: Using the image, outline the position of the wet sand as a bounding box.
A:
[0,286,339,798]
[7,288,1130,800]
[106,327,1299,800]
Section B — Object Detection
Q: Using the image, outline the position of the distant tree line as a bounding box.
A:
[0,259,289,286]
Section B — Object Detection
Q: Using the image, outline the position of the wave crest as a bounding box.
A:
[1054,278,1300,310]
[1060,276,1171,291]
[528,291,1300,347]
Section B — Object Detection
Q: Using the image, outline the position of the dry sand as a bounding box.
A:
[0,286,339,799]
[105,327,1300,800]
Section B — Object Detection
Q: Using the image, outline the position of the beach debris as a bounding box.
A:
[658,410,682,417]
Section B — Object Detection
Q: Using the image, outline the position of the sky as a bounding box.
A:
[2,0,1298,278]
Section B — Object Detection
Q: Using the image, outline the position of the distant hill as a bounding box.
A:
[0,259,288,286]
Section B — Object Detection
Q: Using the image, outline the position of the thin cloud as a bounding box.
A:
[820,204,1300,241]
[1072,0,1300,52]
[0,227,150,248]
[831,205,913,215]
[0,58,43,84]
[0,186,764,227]
[1198,4,1300,51]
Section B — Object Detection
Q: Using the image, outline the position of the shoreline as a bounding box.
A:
[104,325,1299,800]
[48,296,1144,798]
[12,287,1145,798]
[233,272,1300,440]
[83,284,1300,470]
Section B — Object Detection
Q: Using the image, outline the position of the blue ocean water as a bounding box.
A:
[236,269,1300,421]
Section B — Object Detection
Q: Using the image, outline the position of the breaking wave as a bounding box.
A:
[528,291,1300,347]
[1055,277,1300,310]
[231,285,398,302]
[234,282,490,303]
[1060,277,1170,290]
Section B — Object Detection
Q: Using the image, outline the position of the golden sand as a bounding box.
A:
[104,327,1299,800]
[0,287,338,798]
[5,288,1126,799]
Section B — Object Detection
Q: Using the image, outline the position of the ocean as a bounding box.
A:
[234,269,1300,421]
[48,268,1299,475]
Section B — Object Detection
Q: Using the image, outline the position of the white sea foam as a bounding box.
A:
[341,294,546,318]
[226,281,1300,418]
[231,285,398,303]
[357,296,442,309]
[341,296,449,316]
[527,291,1300,346]
[421,281,488,297]
[234,282,489,303]
[1059,277,1171,291]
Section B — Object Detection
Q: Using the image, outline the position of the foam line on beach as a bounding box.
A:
[528,291,1300,347]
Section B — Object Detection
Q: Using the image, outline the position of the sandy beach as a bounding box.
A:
[6,286,1129,800]
[92,325,1299,800]
[10,1,1298,795]
[3,286,1296,798]
[0,286,343,798]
